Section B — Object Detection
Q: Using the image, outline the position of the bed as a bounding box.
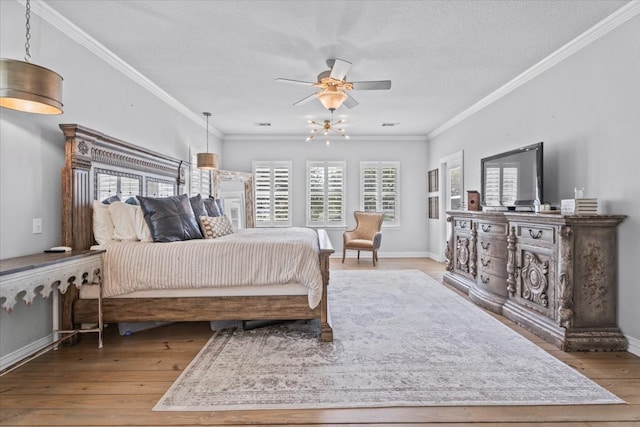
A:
[59,124,334,342]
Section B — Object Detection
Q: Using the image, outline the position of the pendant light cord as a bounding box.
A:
[24,0,31,62]
[204,112,211,153]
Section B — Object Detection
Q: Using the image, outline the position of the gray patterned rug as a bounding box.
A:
[154,269,623,411]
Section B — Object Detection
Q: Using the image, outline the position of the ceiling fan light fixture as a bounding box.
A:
[316,86,347,111]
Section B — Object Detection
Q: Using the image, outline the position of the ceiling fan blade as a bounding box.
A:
[275,78,316,86]
[351,80,392,90]
[329,58,352,81]
[344,93,359,109]
[292,92,317,106]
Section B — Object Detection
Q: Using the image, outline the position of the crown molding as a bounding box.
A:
[28,0,223,139]
[427,1,640,140]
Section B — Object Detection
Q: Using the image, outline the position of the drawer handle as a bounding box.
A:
[529,229,543,239]
[480,257,491,267]
[481,224,491,232]
[480,241,490,250]
[480,275,490,284]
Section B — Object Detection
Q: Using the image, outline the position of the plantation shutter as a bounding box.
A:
[253,161,291,227]
[190,148,211,198]
[360,161,400,226]
[307,161,345,227]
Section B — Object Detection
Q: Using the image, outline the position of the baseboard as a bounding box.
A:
[338,251,430,259]
[426,251,446,263]
[0,334,54,372]
[626,334,640,357]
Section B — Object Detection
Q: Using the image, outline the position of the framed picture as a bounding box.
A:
[428,196,439,219]
[428,169,439,193]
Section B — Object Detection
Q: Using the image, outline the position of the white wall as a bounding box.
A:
[0,0,221,364]
[426,15,640,348]
[222,136,429,256]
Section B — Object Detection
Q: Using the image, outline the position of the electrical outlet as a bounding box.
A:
[33,218,43,234]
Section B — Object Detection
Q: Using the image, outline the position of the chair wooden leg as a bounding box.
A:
[357,250,360,261]
[342,247,346,264]
[372,250,377,266]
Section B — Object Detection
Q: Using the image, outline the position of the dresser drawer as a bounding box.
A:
[477,237,507,259]
[513,223,556,244]
[454,218,472,231]
[476,221,507,237]
[477,272,508,297]
[478,255,507,277]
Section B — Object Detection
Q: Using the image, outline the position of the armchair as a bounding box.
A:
[342,211,384,266]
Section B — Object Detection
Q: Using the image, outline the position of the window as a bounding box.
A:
[96,171,141,201]
[449,166,462,210]
[253,161,292,227]
[360,161,399,225]
[190,147,211,197]
[306,161,346,227]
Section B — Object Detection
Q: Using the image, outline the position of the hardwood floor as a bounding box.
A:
[1,258,639,426]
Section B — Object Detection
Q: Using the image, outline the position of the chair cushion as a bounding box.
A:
[344,239,375,250]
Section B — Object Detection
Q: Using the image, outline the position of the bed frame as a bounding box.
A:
[59,124,334,342]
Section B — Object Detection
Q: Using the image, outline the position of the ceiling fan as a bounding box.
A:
[276,58,391,111]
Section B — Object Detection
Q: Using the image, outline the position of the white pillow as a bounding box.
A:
[92,200,115,245]
[108,201,139,241]
[134,204,153,242]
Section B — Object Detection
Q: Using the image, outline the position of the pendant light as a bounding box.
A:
[0,0,63,115]
[197,112,218,170]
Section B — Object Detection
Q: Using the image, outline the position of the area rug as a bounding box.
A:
[154,269,623,411]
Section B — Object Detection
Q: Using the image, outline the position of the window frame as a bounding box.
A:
[252,160,292,227]
[306,161,346,228]
[360,161,400,227]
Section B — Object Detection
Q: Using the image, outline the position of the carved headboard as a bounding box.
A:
[60,124,256,252]
[60,124,185,251]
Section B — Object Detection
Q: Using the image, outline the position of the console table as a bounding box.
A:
[444,211,626,351]
[0,250,105,351]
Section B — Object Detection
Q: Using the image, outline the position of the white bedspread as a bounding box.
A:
[102,227,323,308]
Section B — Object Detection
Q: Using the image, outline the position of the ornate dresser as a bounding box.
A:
[444,211,626,351]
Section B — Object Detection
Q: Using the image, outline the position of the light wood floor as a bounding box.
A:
[1,258,639,426]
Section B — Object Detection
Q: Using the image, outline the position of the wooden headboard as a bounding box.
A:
[60,124,254,251]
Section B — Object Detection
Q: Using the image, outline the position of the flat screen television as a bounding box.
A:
[480,142,543,211]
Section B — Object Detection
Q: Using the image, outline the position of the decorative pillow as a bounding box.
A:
[215,198,225,215]
[203,197,222,217]
[137,194,203,242]
[101,194,120,205]
[189,194,208,219]
[108,201,139,241]
[199,215,234,239]
[92,200,115,245]
[133,205,152,242]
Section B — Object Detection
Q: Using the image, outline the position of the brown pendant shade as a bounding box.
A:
[197,152,218,170]
[0,58,63,115]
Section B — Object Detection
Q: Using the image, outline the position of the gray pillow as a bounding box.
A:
[189,194,208,219]
[101,195,120,205]
[203,197,222,217]
[136,194,203,242]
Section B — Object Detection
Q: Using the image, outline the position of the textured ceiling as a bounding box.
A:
[44,0,629,137]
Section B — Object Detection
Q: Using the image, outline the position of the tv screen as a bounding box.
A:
[481,142,543,210]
